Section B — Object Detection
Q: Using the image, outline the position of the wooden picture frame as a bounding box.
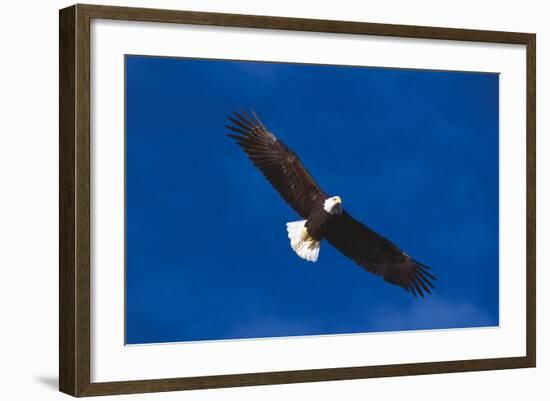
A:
[59,3,536,397]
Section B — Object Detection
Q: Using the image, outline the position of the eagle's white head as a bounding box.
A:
[324,196,343,215]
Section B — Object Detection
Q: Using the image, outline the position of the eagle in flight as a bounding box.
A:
[226,111,435,297]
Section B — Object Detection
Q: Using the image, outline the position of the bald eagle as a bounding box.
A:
[226,111,435,297]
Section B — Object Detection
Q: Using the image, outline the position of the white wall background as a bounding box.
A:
[0,0,546,400]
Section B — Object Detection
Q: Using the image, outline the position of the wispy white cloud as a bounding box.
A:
[228,315,317,339]
[368,297,497,332]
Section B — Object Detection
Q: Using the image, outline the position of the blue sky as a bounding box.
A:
[125,55,499,344]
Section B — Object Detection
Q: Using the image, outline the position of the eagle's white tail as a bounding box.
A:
[286,220,320,262]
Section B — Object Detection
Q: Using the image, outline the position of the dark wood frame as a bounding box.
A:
[59,3,536,397]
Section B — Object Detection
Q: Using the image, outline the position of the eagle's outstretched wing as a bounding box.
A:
[324,211,436,297]
[226,111,326,219]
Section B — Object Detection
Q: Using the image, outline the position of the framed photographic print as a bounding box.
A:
[59,3,536,397]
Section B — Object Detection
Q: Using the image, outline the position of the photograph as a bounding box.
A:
[125,55,499,345]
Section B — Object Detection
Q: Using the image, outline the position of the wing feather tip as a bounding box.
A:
[227,134,245,143]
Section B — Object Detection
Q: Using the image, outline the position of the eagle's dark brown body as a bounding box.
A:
[226,110,436,297]
[305,203,335,241]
